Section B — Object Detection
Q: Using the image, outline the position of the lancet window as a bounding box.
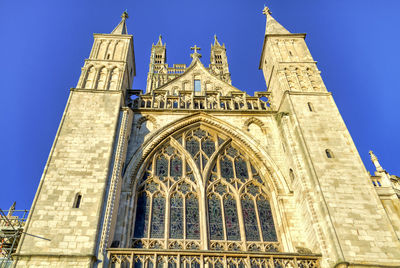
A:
[131,127,278,253]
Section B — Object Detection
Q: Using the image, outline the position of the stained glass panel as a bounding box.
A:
[134,192,150,238]
[208,194,224,240]
[186,194,200,239]
[235,158,248,181]
[193,129,206,138]
[186,138,200,157]
[170,157,182,178]
[220,157,234,180]
[224,195,240,240]
[170,194,183,239]
[156,156,168,179]
[202,138,215,157]
[150,194,165,238]
[179,182,191,195]
[257,196,277,241]
[241,195,260,241]
[247,184,260,196]
[215,183,227,195]
[165,146,175,156]
[227,147,238,157]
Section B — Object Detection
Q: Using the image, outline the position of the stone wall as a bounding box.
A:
[15,90,122,267]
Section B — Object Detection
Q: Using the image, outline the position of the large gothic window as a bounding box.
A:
[132,127,278,253]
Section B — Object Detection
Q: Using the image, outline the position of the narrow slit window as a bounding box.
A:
[289,169,295,181]
[325,149,334,159]
[194,80,201,92]
[308,102,314,112]
[73,194,82,208]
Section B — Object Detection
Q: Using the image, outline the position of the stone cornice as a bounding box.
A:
[93,33,133,39]
[71,88,124,94]
[276,90,332,112]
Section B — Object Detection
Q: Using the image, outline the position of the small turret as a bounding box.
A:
[146,35,168,92]
[210,35,231,84]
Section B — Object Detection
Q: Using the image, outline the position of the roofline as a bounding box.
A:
[93,33,134,38]
[150,57,242,93]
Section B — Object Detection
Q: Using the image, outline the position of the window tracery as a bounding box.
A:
[131,127,278,253]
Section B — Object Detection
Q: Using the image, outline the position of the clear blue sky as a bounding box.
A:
[0,0,399,210]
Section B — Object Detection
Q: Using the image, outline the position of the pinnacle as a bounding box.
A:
[156,35,163,46]
[262,6,290,35]
[214,35,221,46]
[111,11,129,35]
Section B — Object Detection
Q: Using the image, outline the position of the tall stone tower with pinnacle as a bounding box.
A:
[259,5,400,267]
[13,6,400,268]
[14,11,135,267]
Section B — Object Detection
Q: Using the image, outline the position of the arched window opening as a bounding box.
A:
[107,53,110,59]
[326,149,334,159]
[96,67,107,89]
[84,66,95,89]
[130,127,279,253]
[73,193,82,208]
[307,102,314,112]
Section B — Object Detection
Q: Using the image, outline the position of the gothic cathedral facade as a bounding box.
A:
[14,8,400,268]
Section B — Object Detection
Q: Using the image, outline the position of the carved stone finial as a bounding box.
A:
[263,5,272,16]
[121,10,129,20]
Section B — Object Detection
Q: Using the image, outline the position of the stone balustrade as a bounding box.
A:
[108,249,321,268]
[127,90,272,112]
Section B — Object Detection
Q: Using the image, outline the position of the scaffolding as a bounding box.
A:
[0,203,28,268]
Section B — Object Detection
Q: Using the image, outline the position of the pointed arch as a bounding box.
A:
[136,115,158,130]
[124,112,290,199]
[124,120,287,253]
[242,117,266,133]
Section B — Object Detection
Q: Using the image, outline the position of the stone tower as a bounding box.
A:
[14,7,400,268]
[209,35,231,84]
[14,12,135,267]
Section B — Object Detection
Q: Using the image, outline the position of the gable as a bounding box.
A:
[153,58,243,96]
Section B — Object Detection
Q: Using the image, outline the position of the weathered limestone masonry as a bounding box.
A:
[259,7,400,267]
[14,12,135,267]
[14,7,400,268]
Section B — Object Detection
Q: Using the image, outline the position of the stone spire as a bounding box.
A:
[369,151,384,172]
[111,11,129,35]
[156,34,163,46]
[213,35,222,47]
[262,6,290,35]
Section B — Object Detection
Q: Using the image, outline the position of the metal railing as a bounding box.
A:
[0,208,29,267]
